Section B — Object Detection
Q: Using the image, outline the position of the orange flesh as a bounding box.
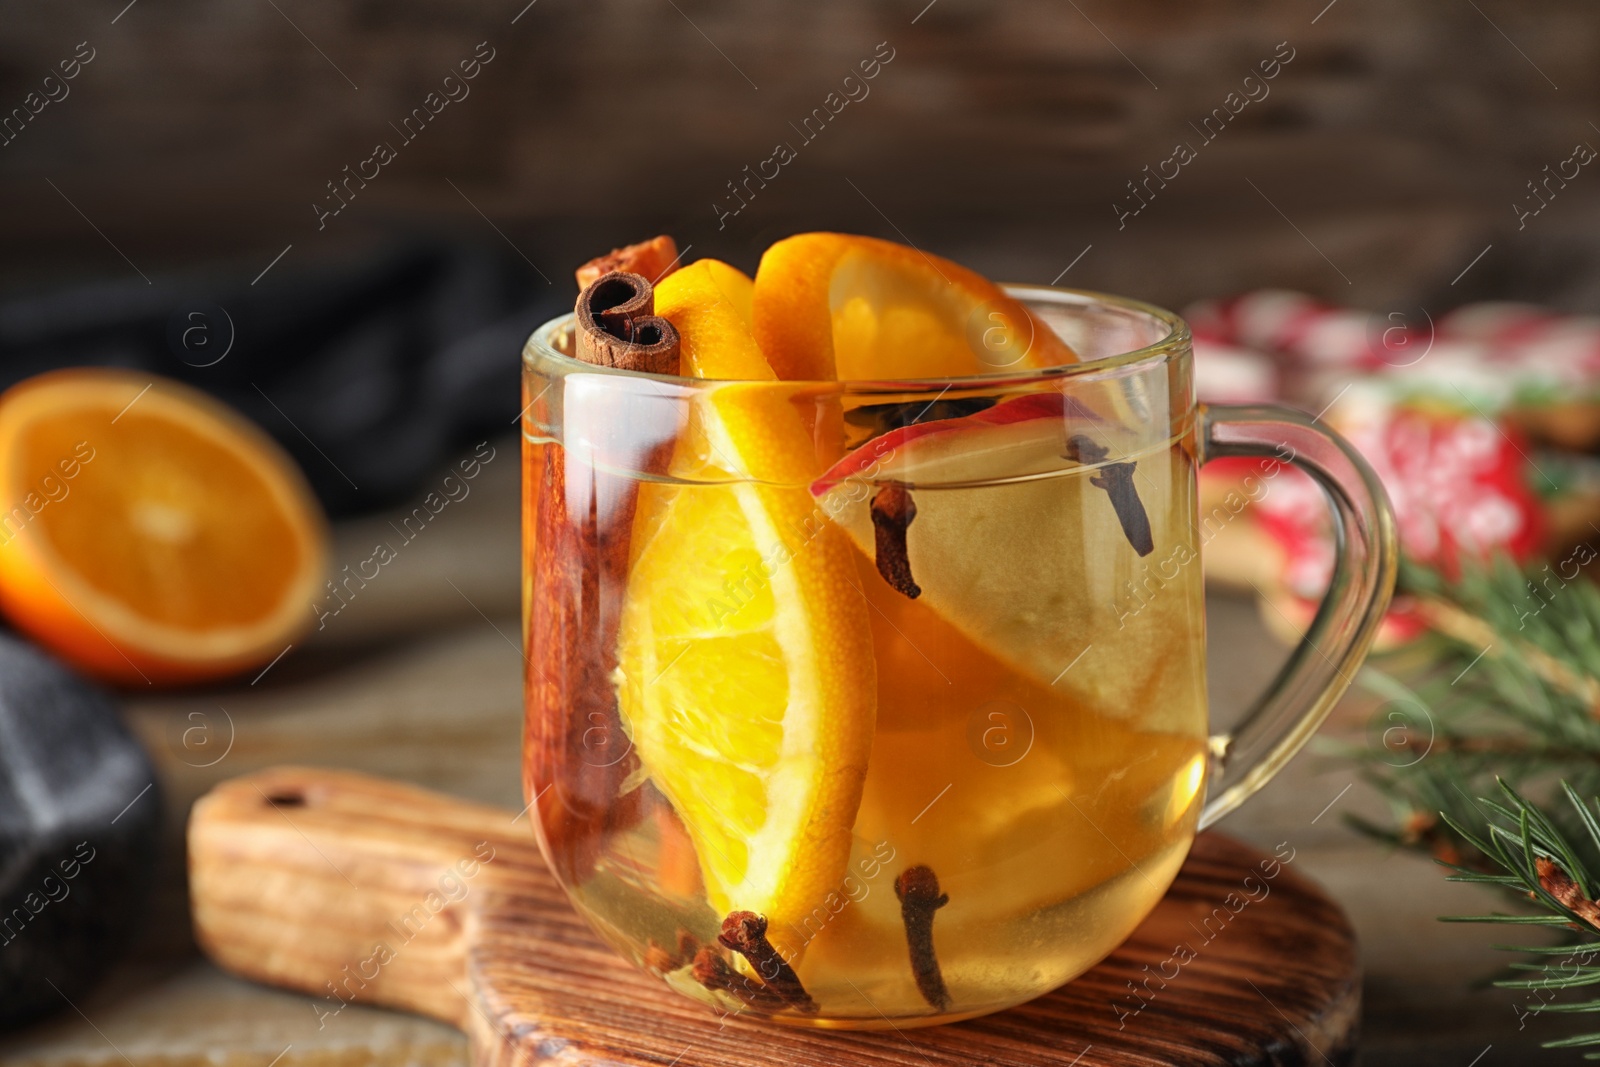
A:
[752,232,1078,381]
[20,408,305,630]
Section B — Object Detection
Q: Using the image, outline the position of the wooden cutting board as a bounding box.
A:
[188,766,1359,1067]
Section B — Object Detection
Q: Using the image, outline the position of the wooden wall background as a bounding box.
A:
[0,0,1598,313]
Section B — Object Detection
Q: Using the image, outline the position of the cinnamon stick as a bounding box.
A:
[574,271,681,374]
[575,234,681,290]
[524,264,682,883]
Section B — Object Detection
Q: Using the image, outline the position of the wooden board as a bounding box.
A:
[189,766,1358,1066]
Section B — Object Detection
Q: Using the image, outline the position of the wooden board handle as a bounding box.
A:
[188,766,534,1028]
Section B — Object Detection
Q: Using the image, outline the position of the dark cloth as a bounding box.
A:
[0,242,564,516]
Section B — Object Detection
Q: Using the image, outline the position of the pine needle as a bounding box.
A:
[1350,557,1600,1055]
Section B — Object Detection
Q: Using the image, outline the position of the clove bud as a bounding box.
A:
[895,865,952,1012]
[871,482,921,598]
[1067,434,1154,557]
[717,911,817,1013]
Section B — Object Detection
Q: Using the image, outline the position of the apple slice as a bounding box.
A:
[811,393,1201,733]
[813,393,1103,495]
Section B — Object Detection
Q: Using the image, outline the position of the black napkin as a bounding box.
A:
[0,242,563,516]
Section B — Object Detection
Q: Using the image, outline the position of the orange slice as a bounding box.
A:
[616,260,877,955]
[0,369,328,686]
[653,258,762,380]
[751,232,1078,381]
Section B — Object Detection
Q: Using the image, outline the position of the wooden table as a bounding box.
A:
[0,437,1583,1065]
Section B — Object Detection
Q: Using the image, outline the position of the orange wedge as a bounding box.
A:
[0,369,328,686]
[752,232,1079,381]
[616,260,877,956]
[652,258,763,381]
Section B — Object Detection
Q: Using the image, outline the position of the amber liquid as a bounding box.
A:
[523,426,1209,1027]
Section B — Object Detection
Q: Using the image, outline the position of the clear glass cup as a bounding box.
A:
[520,285,1396,1028]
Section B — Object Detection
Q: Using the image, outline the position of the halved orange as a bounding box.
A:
[751,232,1079,381]
[0,369,328,686]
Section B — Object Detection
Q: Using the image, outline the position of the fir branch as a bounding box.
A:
[1414,591,1600,715]
[1435,782,1600,1056]
[1346,554,1600,1057]
[1347,556,1600,871]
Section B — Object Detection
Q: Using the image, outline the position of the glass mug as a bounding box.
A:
[520,286,1396,1028]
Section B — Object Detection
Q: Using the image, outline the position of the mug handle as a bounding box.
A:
[1196,403,1399,828]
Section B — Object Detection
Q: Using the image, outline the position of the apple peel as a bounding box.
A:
[811,392,1104,497]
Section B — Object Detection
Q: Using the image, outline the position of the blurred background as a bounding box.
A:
[2,1,1599,1064]
[4,0,1597,310]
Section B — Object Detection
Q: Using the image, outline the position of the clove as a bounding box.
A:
[1067,434,1154,557]
[895,865,952,1012]
[846,396,998,434]
[645,927,703,975]
[691,947,791,1012]
[871,482,921,598]
[717,911,818,1013]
